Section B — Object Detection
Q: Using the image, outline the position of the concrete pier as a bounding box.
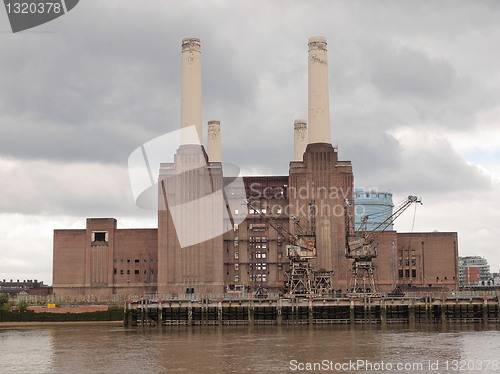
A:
[123,295,500,327]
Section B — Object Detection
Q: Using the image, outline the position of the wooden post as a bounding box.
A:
[350,298,355,325]
[482,298,489,325]
[380,299,386,330]
[218,300,223,326]
[141,299,145,326]
[158,302,163,328]
[248,301,254,326]
[188,301,193,326]
[308,298,313,325]
[409,300,415,330]
[277,299,282,326]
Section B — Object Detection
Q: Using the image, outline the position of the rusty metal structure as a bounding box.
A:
[345,195,422,297]
[246,200,332,296]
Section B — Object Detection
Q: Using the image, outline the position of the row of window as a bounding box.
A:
[114,259,154,263]
[233,263,283,271]
[399,269,417,278]
[249,274,267,282]
[355,193,389,198]
[399,259,417,267]
[114,269,155,275]
[235,251,283,260]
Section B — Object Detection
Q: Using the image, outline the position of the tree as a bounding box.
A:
[1,302,10,312]
[18,300,27,312]
[0,292,8,306]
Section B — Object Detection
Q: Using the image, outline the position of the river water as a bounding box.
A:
[1,323,499,373]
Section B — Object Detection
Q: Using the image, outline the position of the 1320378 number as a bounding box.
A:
[6,3,62,14]
[444,360,499,371]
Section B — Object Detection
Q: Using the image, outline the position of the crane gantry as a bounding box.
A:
[344,195,422,297]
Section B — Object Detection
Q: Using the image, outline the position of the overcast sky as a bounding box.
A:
[1,0,499,284]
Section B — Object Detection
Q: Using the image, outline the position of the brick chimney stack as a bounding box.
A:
[293,119,307,161]
[181,38,203,145]
[308,37,331,144]
[207,120,221,162]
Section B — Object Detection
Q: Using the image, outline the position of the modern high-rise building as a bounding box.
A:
[459,256,492,288]
[52,37,459,297]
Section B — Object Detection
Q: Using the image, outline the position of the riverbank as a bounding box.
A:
[0,320,123,327]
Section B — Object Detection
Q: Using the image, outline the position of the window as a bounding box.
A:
[234,251,239,260]
[127,259,130,263]
[151,270,154,274]
[135,259,139,263]
[234,209,238,215]
[405,269,410,278]
[262,275,267,282]
[135,270,139,275]
[144,259,147,263]
[127,270,130,275]
[278,264,283,270]
[411,259,416,266]
[120,270,123,275]
[398,270,403,278]
[114,259,117,263]
[405,259,409,266]
[93,232,107,242]
[144,270,147,274]
[278,252,283,259]
[234,275,239,282]
[114,268,117,274]
[234,264,239,271]
[412,269,417,278]
[150,259,154,262]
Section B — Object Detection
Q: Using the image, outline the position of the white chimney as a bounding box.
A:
[207,120,221,162]
[294,119,307,161]
[181,38,203,145]
[308,36,331,144]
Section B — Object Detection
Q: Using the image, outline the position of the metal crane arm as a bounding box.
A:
[365,195,422,242]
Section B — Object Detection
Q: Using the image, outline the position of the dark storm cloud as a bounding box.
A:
[0,1,258,165]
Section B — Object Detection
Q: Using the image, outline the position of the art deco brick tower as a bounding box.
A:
[157,38,224,295]
[289,37,354,291]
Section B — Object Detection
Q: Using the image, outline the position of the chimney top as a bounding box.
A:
[294,119,307,130]
[182,38,201,52]
[308,36,327,43]
[308,37,327,51]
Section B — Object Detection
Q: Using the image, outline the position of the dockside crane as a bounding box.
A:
[344,195,422,297]
[245,199,333,296]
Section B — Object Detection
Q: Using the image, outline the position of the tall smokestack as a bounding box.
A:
[308,36,331,144]
[207,120,221,162]
[181,38,202,145]
[294,119,307,161]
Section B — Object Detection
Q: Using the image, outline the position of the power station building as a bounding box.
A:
[52,37,459,297]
